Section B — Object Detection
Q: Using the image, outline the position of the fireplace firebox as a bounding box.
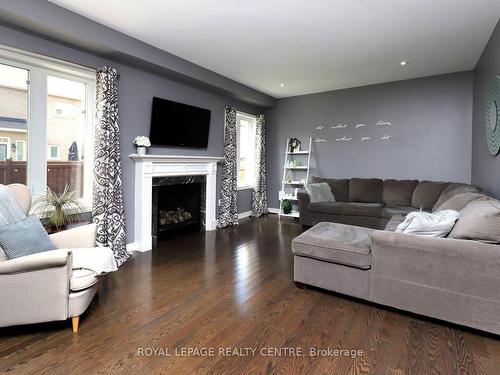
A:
[152,175,206,246]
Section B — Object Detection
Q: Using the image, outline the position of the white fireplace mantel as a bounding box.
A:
[130,154,223,251]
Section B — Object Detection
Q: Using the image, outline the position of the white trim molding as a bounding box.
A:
[238,210,252,219]
[268,207,280,214]
[130,154,223,252]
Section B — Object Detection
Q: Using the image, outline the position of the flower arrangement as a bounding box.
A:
[133,136,151,147]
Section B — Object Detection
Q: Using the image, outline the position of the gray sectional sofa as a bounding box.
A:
[298,177,479,229]
[293,177,500,335]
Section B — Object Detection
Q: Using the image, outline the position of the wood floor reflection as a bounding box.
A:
[1,215,499,374]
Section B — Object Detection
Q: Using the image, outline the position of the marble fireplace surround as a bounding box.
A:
[130,154,223,252]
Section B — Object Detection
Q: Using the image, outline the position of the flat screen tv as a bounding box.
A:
[149,97,211,148]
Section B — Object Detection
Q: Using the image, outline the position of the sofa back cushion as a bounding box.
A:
[349,178,383,203]
[382,179,418,206]
[411,181,449,210]
[435,192,486,212]
[449,199,500,244]
[432,182,479,211]
[311,177,349,202]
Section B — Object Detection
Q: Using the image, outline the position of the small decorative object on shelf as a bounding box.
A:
[288,138,301,153]
[134,136,151,155]
[33,185,84,232]
[281,199,293,214]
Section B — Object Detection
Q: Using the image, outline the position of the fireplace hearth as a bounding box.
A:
[152,175,206,246]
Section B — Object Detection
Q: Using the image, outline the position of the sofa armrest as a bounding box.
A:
[0,249,72,327]
[0,249,71,274]
[297,191,312,226]
[50,223,97,249]
[371,230,500,300]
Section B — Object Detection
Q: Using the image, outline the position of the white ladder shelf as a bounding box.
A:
[278,137,312,219]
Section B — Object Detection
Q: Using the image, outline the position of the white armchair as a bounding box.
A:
[0,184,101,332]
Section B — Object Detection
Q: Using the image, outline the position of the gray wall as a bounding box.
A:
[0,22,262,241]
[265,72,473,208]
[472,19,500,198]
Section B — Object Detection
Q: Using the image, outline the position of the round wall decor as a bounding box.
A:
[485,75,500,155]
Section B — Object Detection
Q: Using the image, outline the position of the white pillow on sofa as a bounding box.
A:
[395,209,459,237]
[305,182,335,203]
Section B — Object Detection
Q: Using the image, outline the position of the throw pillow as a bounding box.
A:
[305,182,336,203]
[449,199,500,244]
[0,217,56,259]
[311,177,349,202]
[395,209,459,237]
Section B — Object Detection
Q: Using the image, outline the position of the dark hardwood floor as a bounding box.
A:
[1,215,500,374]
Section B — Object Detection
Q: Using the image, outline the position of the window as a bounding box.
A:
[0,46,95,208]
[54,101,76,118]
[47,145,60,160]
[236,112,257,189]
[15,140,25,161]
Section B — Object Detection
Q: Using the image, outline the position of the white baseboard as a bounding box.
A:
[268,207,280,214]
[126,242,142,253]
[238,210,252,219]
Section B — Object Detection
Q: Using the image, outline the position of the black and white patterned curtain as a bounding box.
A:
[92,67,129,267]
[218,107,239,228]
[251,115,268,217]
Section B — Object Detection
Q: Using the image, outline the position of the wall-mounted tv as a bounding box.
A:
[149,97,211,148]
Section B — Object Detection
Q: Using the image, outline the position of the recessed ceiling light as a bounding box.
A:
[400,61,407,66]
[280,83,285,87]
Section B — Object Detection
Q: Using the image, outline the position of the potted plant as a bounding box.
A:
[33,185,84,232]
[281,199,293,214]
[134,136,151,155]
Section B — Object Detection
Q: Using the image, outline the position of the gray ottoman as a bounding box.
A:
[292,222,373,299]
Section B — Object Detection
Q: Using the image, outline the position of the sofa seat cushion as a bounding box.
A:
[292,222,373,269]
[381,206,417,219]
[384,214,406,231]
[308,202,344,214]
[383,179,418,206]
[71,268,99,291]
[349,178,383,203]
[342,202,383,217]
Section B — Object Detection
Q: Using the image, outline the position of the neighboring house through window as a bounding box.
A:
[236,111,257,189]
[0,46,95,208]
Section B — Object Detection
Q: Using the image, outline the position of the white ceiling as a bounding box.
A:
[49,0,500,98]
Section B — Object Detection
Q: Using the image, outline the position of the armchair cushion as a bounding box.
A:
[0,217,56,259]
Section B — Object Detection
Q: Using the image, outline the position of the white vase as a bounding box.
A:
[137,146,146,155]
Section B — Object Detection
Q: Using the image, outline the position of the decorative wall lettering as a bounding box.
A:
[381,134,392,140]
[376,121,393,126]
[314,138,327,143]
[336,136,352,142]
[361,137,372,142]
[315,125,324,130]
[331,123,349,129]
[355,124,366,128]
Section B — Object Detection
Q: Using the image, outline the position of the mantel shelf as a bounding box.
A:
[129,154,224,163]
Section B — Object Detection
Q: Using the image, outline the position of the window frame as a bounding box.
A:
[0,44,96,209]
[235,111,257,191]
